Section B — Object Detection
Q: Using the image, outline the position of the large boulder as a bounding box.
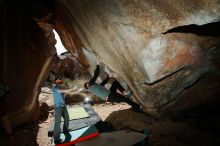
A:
[55,0,220,115]
[1,0,220,127]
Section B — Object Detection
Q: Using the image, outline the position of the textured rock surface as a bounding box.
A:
[56,0,220,115]
[50,53,90,80]
[0,0,220,127]
[0,1,56,126]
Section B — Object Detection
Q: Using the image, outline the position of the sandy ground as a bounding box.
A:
[1,91,220,146]
[36,91,220,146]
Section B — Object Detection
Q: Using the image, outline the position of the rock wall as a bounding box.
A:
[0,0,220,126]
[50,53,90,80]
[56,0,220,115]
[0,0,56,126]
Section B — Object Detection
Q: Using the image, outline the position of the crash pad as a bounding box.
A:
[48,104,101,137]
[52,125,99,146]
[62,107,89,121]
[77,130,148,146]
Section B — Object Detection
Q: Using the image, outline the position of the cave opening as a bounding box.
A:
[53,29,68,56]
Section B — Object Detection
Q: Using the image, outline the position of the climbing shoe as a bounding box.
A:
[132,106,144,113]
[54,138,63,144]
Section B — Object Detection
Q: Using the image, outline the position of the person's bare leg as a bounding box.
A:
[110,80,132,97]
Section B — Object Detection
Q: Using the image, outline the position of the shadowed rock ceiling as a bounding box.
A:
[0,0,220,126]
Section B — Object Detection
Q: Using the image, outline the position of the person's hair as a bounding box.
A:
[55,76,62,81]
[84,82,89,89]
[55,76,62,84]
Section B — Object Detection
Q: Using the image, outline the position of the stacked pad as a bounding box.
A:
[52,125,99,146]
[49,104,149,146]
[48,104,101,137]
[77,130,149,146]
[61,107,89,121]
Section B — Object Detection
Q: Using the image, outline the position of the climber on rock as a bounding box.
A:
[83,61,142,112]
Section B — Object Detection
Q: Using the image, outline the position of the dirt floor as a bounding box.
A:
[1,91,220,146]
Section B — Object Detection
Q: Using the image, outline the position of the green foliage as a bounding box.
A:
[48,73,55,83]
[61,78,74,89]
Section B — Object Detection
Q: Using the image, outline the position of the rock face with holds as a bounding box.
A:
[1,0,220,128]
[55,0,220,115]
